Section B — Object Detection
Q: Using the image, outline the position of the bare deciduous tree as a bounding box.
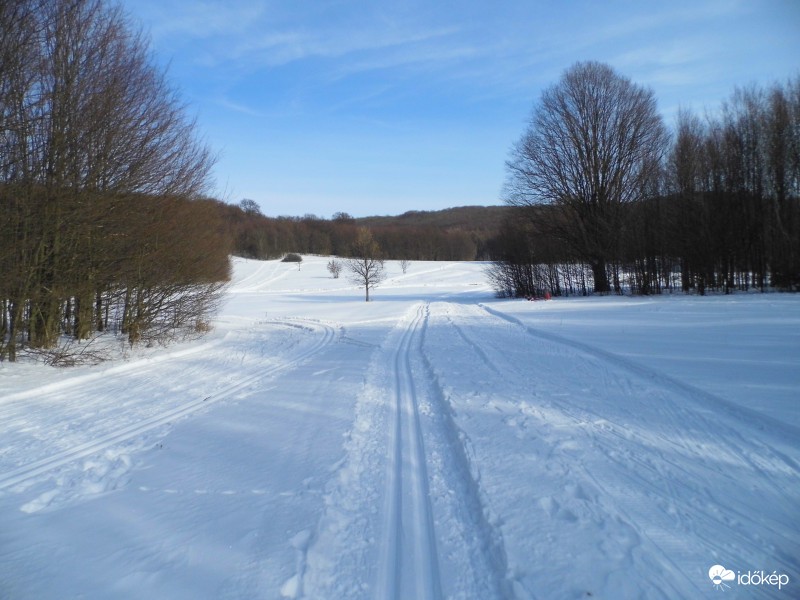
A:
[505,61,668,293]
[327,258,342,279]
[239,199,262,215]
[346,228,385,302]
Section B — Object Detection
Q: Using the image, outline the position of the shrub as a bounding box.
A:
[327,259,342,278]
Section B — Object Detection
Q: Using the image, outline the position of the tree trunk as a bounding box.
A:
[590,259,611,294]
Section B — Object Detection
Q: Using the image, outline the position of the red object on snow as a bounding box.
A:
[544,291,551,300]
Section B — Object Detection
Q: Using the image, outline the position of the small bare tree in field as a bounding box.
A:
[346,229,385,302]
[327,259,342,279]
[399,259,410,274]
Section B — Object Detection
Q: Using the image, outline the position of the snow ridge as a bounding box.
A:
[418,304,515,599]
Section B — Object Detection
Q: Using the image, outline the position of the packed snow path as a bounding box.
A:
[377,304,442,600]
[1,256,798,599]
[300,303,510,599]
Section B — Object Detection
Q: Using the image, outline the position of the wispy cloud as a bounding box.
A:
[330,41,480,79]
[214,97,265,118]
[217,24,466,71]
[593,0,749,42]
[141,1,268,40]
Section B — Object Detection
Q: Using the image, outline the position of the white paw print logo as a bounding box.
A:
[709,565,735,591]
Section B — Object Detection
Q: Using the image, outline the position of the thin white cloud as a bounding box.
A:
[330,43,480,79]
[214,97,265,118]
[613,39,704,71]
[595,0,749,42]
[128,0,790,119]
[141,1,268,40]
[222,24,464,69]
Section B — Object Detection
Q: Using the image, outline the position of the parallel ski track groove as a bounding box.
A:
[477,302,800,444]
[0,339,225,410]
[231,260,293,293]
[376,303,442,600]
[0,319,336,492]
[420,304,514,599]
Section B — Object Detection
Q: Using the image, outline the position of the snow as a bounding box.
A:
[1,255,798,599]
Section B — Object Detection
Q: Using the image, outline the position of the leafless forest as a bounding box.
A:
[0,0,228,361]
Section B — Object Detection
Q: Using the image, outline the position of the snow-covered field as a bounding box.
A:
[1,256,798,599]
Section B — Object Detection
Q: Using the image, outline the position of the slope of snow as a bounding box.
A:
[1,256,798,599]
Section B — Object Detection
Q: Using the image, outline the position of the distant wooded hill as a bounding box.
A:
[219,203,511,261]
[357,205,509,233]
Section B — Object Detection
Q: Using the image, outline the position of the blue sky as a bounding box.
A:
[119,0,800,218]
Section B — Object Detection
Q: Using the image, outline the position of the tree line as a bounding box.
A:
[219,203,484,261]
[489,62,800,298]
[0,0,228,362]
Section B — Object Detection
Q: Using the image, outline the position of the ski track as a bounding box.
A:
[428,301,799,596]
[300,303,511,600]
[230,260,295,293]
[0,319,336,498]
[417,308,515,600]
[478,302,800,446]
[477,302,800,509]
[5,258,798,599]
[0,337,225,409]
[376,303,442,600]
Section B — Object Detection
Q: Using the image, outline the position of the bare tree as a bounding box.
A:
[505,61,667,293]
[327,258,342,278]
[239,198,262,215]
[346,228,385,301]
[399,259,410,274]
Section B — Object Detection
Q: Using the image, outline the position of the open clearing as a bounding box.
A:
[1,256,798,599]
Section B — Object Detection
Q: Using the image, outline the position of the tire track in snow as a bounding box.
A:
[0,319,336,493]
